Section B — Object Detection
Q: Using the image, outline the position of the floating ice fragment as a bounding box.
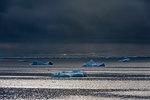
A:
[51,70,87,77]
[17,60,26,62]
[30,61,53,65]
[82,60,105,67]
[118,58,130,62]
[33,77,39,79]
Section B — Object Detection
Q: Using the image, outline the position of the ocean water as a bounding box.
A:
[0,58,150,99]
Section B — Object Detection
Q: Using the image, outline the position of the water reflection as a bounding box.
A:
[1,88,150,99]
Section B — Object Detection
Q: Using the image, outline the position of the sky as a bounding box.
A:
[0,0,150,56]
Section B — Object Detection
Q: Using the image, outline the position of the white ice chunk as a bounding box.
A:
[30,61,53,65]
[118,58,130,62]
[82,60,105,67]
[51,70,87,77]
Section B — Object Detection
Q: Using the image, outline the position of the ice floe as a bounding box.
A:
[17,60,26,62]
[118,58,130,62]
[30,61,53,65]
[51,70,87,77]
[82,60,105,67]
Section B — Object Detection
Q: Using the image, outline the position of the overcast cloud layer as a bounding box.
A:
[0,0,150,44]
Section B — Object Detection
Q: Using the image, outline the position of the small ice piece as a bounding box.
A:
[17,60,26,62]
[118,58,130,62]
[30,61,53,65]
[82,60,105,67]
[33,77,39,79]
[51,70,87,77]
[105,56,112,59]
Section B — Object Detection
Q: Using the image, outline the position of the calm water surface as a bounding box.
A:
[0,58,150,99]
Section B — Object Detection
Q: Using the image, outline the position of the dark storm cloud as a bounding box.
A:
[0,0,150,43]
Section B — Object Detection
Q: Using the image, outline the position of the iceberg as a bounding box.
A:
[82,60,105,67]
[30,61,53,65]
[118,58,130,62]
[51,70,87,77]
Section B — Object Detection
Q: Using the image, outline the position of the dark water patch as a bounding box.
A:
[1,72,150,78]
[88,73,150,77]
[0,65,54,68]
[0,88,150,99]
[1,77,150,81]
[89,70,150,71]
[0,73,51,76]
[107,67,150,68]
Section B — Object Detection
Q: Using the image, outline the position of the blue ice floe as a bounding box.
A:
[17,60,26,62]
[51,70,87,77]
[30,61,53,65]
[118,58,130,62]
[82,60,105,67]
